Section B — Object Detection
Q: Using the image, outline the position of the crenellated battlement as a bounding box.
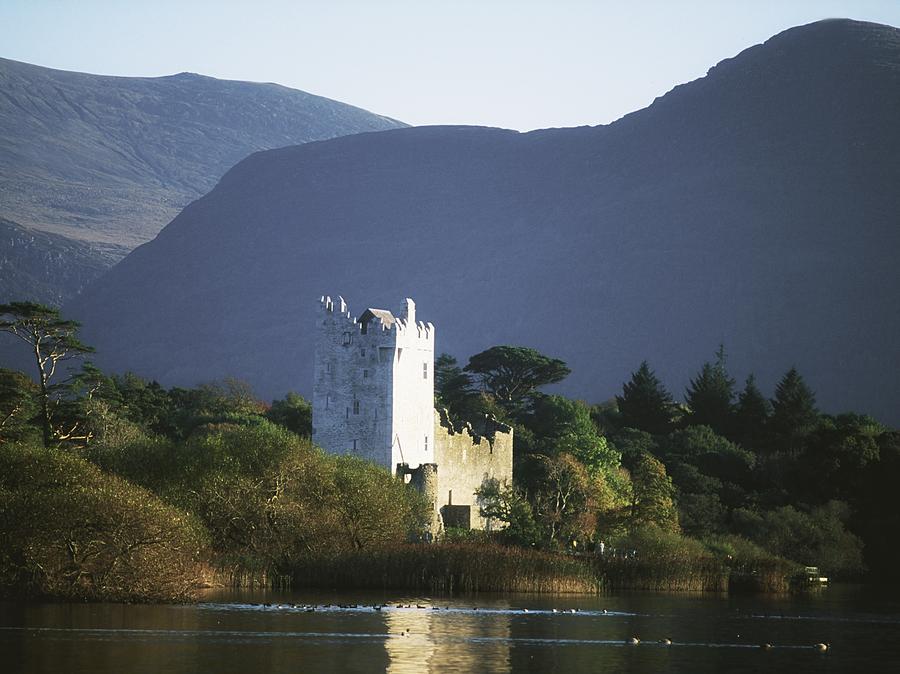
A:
[319,295,434,343]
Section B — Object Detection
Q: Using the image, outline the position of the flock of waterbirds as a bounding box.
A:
[227,601,831,651]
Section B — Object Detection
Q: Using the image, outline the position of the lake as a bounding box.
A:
[2,585,899,673]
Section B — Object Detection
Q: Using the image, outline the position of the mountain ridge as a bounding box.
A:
[50,18,900,423]
[0,57,407,302]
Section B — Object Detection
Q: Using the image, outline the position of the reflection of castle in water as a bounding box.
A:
[383,606,511,674]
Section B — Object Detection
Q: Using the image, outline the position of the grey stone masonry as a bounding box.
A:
[312,295,435,471]
[312,294,513,532]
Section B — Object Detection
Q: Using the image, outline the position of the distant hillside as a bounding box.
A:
[62,19,900,423]
[0,58,406,303]
[0,217,113,305]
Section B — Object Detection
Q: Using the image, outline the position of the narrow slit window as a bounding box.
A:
[423,362,428,379]
[363,369,369,378]
[424,435,429,451]
[352,439,358,451]
[342,331,352,345]
[353,400,360,415]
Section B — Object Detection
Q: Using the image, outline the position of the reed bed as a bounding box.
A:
[727,558,798,594]
[290,543,599,594]
[592,554,729,592]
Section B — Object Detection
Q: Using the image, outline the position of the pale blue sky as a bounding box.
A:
[2,0,899,130]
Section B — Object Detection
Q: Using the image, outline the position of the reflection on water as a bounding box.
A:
[2,585,899,673]
[384,603,511,673]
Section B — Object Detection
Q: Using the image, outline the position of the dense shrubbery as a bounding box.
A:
[0,443,206,601]
[1,302,896,600]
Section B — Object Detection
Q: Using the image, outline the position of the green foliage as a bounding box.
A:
[684,346,735,436]
[265,392,312,437]
[616,361,675,435]
[0,301,94,447]
[0,442,205,601]
[434,353,475,417]
[662,425,756,486]
[770,367,819,452]
[732,501,865,577]
[0,369,39,444]
[609,427,658,469]
[529,395,621,474]
[475,478,541,546]
[625,452,680,533]
[464,345,570,417]
[732,374,771,450]
[798,414,882,502]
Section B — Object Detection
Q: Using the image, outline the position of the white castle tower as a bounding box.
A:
[312,295,435,472]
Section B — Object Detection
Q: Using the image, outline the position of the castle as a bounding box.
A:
[312,295,513,533]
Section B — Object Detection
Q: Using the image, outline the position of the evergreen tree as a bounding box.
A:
[0,302,94,447]
[770,367,819,453]
[616,361,675,436]
[464,345,570,418]
[733,374,771,451]
[684,345,735,435]
[434,353,474,411]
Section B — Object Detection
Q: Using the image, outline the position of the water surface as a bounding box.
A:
[2,585,898,672]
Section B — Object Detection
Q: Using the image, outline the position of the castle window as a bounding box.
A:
[353,400,360,415]
[325,394,331,409]
[326,362,332,373]
[360,347,366,357]
[346,407,350,419]
[423,362,428,379]
[342,331,352,345]
[363,369,369,379]
[424,435,428,451]
[352,439,358,451]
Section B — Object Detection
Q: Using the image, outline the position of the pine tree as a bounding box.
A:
[616,361,675,436]
[733,374,771,451]
[770,367,819,453]
[684,345,736,435]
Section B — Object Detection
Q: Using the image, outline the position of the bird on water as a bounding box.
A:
[627,637,640,645]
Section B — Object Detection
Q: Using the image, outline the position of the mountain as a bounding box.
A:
[0,57,406,303]
[61,19,900,423]
[0,217,113,304]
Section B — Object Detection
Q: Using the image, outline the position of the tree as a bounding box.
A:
[616,361,675,435]
[626,451,680,533]
[531,453,597,546]
[464,346,570,417]
[529,395,621,475]
[732,375,771,451]
[435,353,474,407]
[0,302,94,447]
[684,346,735,435]
[475,478,541,545]
[0,369,39,444]
[770,367,819,453]
[266,392,312,437]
